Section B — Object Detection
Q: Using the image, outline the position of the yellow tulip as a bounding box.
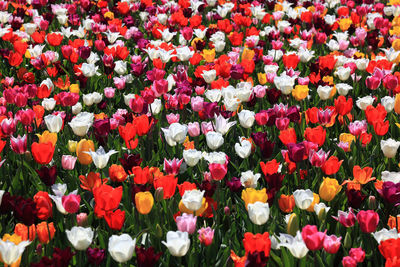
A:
[68,140,78,153]
[76,139,95,165]
[319,178,342,202]
[257,73,267,85]
[241,188,268,209]
[36,131,57,146]
[339,133,355,146]
[338,18,352,31]
[201,49,216,63]
[241,48,255,61]
[292,85,309,101]
[69,84,80,94]
[135,192,154,215]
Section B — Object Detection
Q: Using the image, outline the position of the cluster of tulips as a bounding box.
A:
[3,0,400,266]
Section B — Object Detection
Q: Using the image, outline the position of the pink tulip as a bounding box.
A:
[62,193,81,213]
[176,213,197,234]
[191,96,204,112]
[198,227,215,246]
[342,256,357,267]
[152,79,168,97]
[332,208,356,227]
[10,135,27,154]
[1,118,16,136]
[323,235,341,254]
[349,247,365,263]
[201,121,214,135]
[209,163,228,181]
[301,225,326,251]
[61,155,77,170]
[365,76,381,90]
[164,158,183,175]
[104,87,115,98]
[188,122,200,137]
[166,113,180,124]
[356,210,379,233]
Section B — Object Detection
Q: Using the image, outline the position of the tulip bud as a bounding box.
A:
[368,196,377,210]
[344,231,352,249]
[317,207,326,221]
[155,187,164,202]
[224,206,230,215]
[24,151,32,162]
[287,213,299,236]
[77,213,88,226]
[156,224,163,238]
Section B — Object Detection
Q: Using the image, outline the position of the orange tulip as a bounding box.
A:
[278,194,295,213]
[36,131,57,146]
[14,223,36,241]
[135,191,154,215]
[36,222,55,244]
[31,142,55,165]
[353,165,375,184]
[76,139,95,165]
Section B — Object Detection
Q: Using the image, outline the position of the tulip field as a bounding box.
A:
[3,0,400,266]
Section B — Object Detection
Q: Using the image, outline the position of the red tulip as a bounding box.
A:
[31,142,55,165]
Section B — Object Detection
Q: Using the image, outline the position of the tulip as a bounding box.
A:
[135,191,154,215]
[0,239,31,265]
[68,112,94,137]
[279,231,309,258]
[198,227,214,246]
[44,114,63,133]
[377,181,400,205]
[209,163,228,181]
[84,146,118,169]
[61,155,77,170]
[37,221,56,244]
[332,208,356,227]
[235,138,252,159]
[372,228,399,243]
[66,226,94,250]
[301,225,326,251]
[62,193,81,213]
[77,213,88,227]
[163,158,183,175]
[213,114,236,135]
[36,130,57,146]
[162,231,191,257]
[319,178,342,201]
[87,247,106,266]
[182,190,205,212]
[34,191,53,220]
[31,142,55,165]
[293,189,314,210]
[342,256,357,267]
[176,213,197,234]
[76,139,95,165]
[292,85,309,101]
[278,194,295,213]
[182,149,202,167]
[238,110,255,129]
[10,135,27,154]
[187,122,200,137]
[240,171,261,188]
[108,234,136,263]
[323,235,341,254]
[381,138,400,158]
[241,188,268,209]
[349,247,365,263]
[356,210,379,233]
[247,202,270,225]
[205,131,224,150]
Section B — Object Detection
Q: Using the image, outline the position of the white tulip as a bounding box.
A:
[108,234,136,263]
[44,114,63,133]
[293,189,314,210]
[162,231,190,257]
[68,112,94,137]
[183,149,202,167]
[206,131,224,150]
[84,146,118,169]
[247,201,270,225]
[238,110,255,129]
[0,240,31,265]
[381,138,400,158]
[182,190,204,211]
[240,170,261,188]
[66,226,94,250]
